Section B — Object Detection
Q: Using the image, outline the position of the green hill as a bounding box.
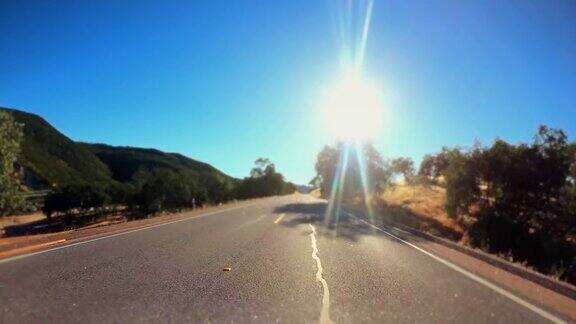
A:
[80,143,234,184]
[0,107,234,190]
[1,108,112,189]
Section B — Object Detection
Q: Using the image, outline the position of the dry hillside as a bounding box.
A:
[378,184,464,241]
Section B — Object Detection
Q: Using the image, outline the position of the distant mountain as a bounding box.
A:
[1,107,234,190]
[80,143,234,184]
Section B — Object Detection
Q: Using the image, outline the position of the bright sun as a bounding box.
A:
[322,70,384,140]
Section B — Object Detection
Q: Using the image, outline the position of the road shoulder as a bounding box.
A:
[353,214,576,321]
[0,197,277,261]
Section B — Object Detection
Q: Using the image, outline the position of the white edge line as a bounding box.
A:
[347,214,566,324]
[0,204,255,264]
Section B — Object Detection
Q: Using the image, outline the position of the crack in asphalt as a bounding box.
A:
[309,223,333,324]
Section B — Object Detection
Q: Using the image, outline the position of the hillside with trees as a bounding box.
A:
[2,108,112,189]
[236,158,296,199]
[419,126,576,283]
[0,110,24,215]
[312,126,576,284]
[81,143,231,184]
[0,107,295,225]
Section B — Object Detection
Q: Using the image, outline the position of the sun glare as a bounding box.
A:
[322,70,384,140]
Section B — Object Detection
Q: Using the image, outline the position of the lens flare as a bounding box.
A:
[323,0,379,233]
[322,69,383,140]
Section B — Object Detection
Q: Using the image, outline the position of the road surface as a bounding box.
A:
[0,195,571,323]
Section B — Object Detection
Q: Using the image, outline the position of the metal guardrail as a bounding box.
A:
[17,190,51,198]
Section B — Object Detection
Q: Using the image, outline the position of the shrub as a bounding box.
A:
[43,184,109,218]
[438,126,576,283]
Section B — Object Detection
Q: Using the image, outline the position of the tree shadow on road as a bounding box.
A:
[273,202,419,244]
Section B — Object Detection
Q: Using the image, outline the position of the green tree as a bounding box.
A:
[282,181,297,194]
[200,173,233,204]
[418,148,451,184]
[43,184,109,219]
[250,158,275,178]
[390,157,415,184]
[313,142,391,199]
[314,145,340,197]
[444,148,478,218]
[236,158,290,199]
[568,142,576,187]
[442,126,576,282]
[131,169,192,214]
[361,143,392,196]
[0,111,24,215]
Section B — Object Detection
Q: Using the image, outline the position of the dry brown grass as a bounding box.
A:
[309,188,322,198]
[379,184,464,240]
[0,213,45,230]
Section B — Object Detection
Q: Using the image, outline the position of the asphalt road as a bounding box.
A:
[0,195,570,323]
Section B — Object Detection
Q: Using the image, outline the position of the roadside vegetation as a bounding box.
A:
[2,106,575,285]
[422,126,576,283]
[40,158,294,222]
[380,184,464,241]
[0,110,24,215]
[0,108,295,236]
[312,126,576,285]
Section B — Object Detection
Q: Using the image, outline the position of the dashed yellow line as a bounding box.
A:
[37,239,67,248]
[25,239,66,250]
[274,213,285,224]
[1,239,68,258]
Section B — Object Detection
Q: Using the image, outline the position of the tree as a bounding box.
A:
[282,181,297,194]
[568,142,576,187]
[308,175,321,189]
[0,111,24,215]
[130,169,204,214]
[313,142,391,200]
[314,145,340,198]
[43,184,109,219]
[444,148,478,218]
[105,182,134,205]
[442,126,576,282]
[236,158,291,199]
[200,173,234,204]
[361,143,392,196]
[418,149,451,184]
[390,157,415,184]
[250,158,275,178]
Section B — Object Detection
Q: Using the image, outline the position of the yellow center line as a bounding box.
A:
[28,239,67,250]
[274,213,285,224]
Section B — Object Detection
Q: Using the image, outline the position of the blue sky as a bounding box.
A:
[1,0,575,184]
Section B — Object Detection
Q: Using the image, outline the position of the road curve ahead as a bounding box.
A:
[0,195,572,323]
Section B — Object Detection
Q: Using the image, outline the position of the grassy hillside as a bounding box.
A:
[1,107,112,188]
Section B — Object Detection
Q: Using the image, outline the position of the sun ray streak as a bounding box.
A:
[357,0,374,69]
[334,0,375,72]
[333,144,349,233]
[324,144,345,227]
[354,141,376,227]
[324,143,350,235]
[323,1,378,234]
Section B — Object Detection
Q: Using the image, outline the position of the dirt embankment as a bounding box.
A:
[0,213,45,230]
[376,184,464,241]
